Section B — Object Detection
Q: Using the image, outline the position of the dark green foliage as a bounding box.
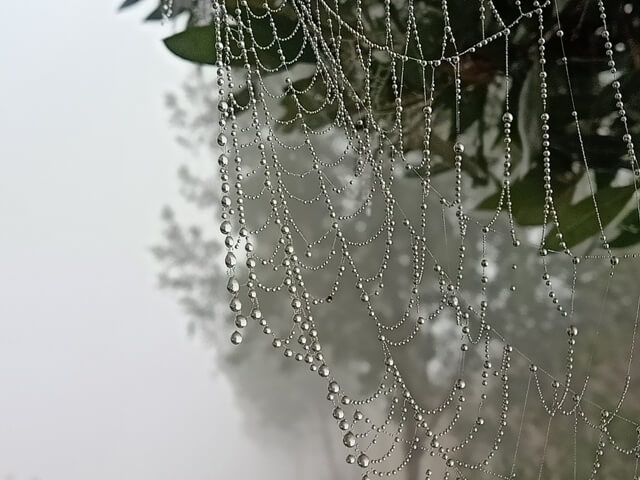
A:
[610,207,640,248]
[545,184,636,249]
[151,0,640,250]
[476,166,578,226]
[164,25,218,64]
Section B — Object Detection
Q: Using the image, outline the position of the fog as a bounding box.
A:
[0,2,290,479]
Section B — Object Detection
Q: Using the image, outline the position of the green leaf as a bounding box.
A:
[164,13,316,66]
[595,168,617,190]
[610,208,640,249]
[545,185,636,250]
[551,133,628,172]
[459,85,487,133]
[164,25,218,65]
[146,6,164,20]
[232,85,251,108]
[516,64,542,175]
[277,75,338,131]
[119,0,143,9]
[475,168,577,226]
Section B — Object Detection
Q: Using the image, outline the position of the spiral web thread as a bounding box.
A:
[199,0,640,477]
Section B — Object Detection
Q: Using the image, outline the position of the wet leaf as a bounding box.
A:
[545,185,636,250]
[610,208,640,249]
[164,13,316,66]
[164,25,218,64]
[145,5,164,20]
[476,168,577,226]
[516,65,542,174]
[459,85,487,133]
[119,0,143,9]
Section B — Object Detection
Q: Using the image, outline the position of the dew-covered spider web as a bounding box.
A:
[166,0,640,478]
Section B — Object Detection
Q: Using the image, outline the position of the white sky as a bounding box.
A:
[0,1,292,479]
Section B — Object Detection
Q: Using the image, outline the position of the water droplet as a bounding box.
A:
[227,277,240,293]
[343,431,356,448]
[220,221,232,235]
[357,453,370,468]
[224,252,236,268]
[229,297,242,312]
[230,331,243,345]
[447,294,459,307]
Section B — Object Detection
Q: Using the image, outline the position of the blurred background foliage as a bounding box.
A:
[126,1,640,479]
[125,0,640,250]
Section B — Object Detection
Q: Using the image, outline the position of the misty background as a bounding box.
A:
[0,2,294,479]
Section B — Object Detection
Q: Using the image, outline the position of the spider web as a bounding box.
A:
[192,0,640,477]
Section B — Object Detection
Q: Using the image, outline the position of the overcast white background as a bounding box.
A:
[0,1,291,479]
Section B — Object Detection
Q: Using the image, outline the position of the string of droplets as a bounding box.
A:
[162,0,174,22]
[207,0,640,478]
